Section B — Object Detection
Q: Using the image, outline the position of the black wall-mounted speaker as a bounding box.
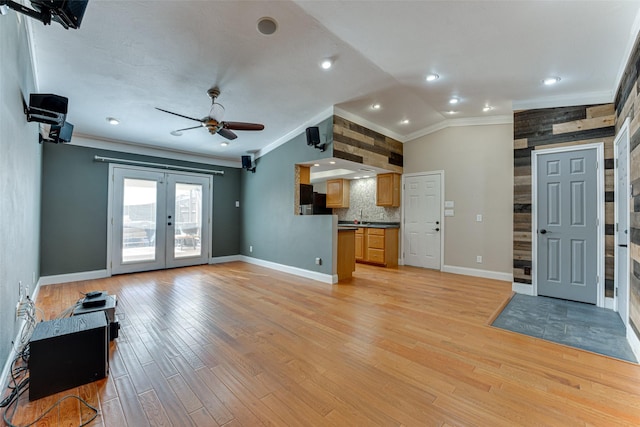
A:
[27,93,68,125]
[241,155,252,169]
[306,127,320,146]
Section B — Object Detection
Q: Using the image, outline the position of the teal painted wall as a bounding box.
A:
[40,144,241,275]
[240,117,335,274]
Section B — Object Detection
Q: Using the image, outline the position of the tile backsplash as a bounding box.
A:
[333,177,401,223]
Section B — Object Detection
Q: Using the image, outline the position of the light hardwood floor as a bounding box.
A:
[8,262,640,426]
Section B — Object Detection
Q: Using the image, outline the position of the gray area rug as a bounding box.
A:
[492,294,637,363]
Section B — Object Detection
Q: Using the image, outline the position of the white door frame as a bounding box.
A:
[400,170,445,270]
[614,117,631,323]
[107,163,213,276]
[531,143,605,307]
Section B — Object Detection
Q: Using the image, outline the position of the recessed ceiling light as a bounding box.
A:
[313,163,320,167]
[372,103,381,110]
[354,177,361,179]
[329,161,336,165]
[220,141,229,147]
[401,119,409,124]
[446,110,458,115]
[363,175,370,179]
[106,117,119,125]
[543,76,561,85]
[321,59,333,70]
[449,98,459,105]
[483,106,494,112]
[257,17,278,35]
[426,73,439,82]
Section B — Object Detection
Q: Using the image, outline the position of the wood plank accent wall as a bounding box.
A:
[513,104,616,296]
[333,116,403,173]
[615,32,640,338]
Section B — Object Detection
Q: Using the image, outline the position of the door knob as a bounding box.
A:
[434,228,440,231]
[540,229,547,234]
[168,222,172,226]
[436,221,440,225]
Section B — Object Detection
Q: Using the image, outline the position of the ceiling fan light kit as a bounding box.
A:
[156,86,264,143]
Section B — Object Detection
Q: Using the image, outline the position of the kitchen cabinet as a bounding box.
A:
[326,179,350,208]
[355,228,364,261]
[376,173,401,207]
[337,229,356,281]
[357,227,399,268]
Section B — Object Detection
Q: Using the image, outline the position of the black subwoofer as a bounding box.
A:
[29,312,108,400]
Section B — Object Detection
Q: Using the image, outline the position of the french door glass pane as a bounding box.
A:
[174,182,202,258]
[122,178,157,263]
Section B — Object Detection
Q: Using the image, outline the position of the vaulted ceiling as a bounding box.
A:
[25,1,640,164]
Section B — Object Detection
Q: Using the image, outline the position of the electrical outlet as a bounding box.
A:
[476,255,483,263]
[315,257,322,265]
[249,245,253,253]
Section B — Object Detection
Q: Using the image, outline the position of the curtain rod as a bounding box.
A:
[93,155,225,175]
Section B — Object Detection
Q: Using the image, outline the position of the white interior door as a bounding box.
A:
[403,173,442,269]
[536,148,599,304]
[111,166,211,274]
[615,120,630,325]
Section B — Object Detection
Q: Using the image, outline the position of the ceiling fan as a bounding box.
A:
[156,87,264,140]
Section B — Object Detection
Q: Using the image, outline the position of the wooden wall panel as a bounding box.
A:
[513,104,616,296]
[333,116,403,173]
[615,31,640,341]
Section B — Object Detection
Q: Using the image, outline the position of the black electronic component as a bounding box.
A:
[29,312,108,401]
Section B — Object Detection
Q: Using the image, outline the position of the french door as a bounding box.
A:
[110,165,212,275]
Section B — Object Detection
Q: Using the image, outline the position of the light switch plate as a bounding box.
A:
[476,214,483,222]
[444,209,455,217]
[445,200,454,208]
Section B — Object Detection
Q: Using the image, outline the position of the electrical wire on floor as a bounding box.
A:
[0,293,101,427]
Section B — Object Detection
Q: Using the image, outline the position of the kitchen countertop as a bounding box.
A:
[338,222,400,229]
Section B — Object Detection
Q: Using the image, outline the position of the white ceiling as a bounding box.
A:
[24,0,640,166]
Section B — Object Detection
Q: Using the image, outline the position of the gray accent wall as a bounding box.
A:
[1,14,41,377]
[240,117,335,274]
[40,143,241,276]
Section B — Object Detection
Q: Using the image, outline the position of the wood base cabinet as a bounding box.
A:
[356,227,398,267]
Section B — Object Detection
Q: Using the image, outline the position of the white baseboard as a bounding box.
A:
[442,265,513,282]
[512,281,535,295]
[209,255,243,264]
[628,326,640,363]
[39,269,109,286]
[604,297,615,310]
[240,256,336,284]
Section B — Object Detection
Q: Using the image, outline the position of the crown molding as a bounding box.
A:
[614,8,640,95]
[71,134,241,168]
[404,115,514,142]
[333,107,406,142]
[256,106,335,159]
[512,91,613,111]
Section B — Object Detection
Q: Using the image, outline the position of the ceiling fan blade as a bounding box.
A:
[155,108,203,123]
[222,121,265,131]
[173,125,203,132]
[217,128,238,140]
